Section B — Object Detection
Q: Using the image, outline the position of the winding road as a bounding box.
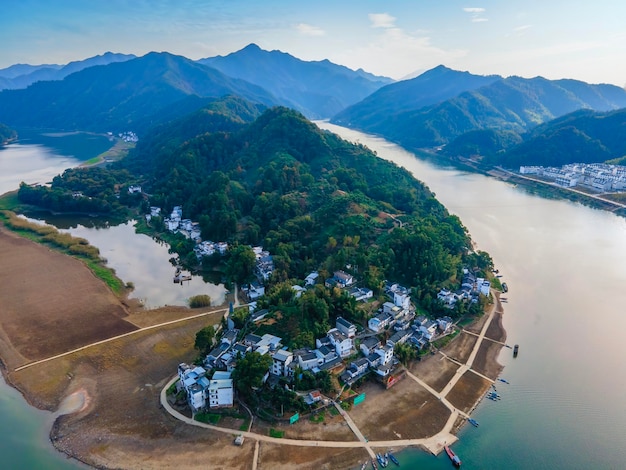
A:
[159,294,504,464]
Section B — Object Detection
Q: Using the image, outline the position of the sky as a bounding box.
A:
[1,0,625,86]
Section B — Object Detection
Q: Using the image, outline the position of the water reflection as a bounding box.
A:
[61,220,227,309]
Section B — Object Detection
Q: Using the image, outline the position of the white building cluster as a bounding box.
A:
[520,163,626,191]
[177,364,233,412]
[146,205,229,259]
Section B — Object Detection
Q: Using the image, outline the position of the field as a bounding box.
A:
[0,227,136,367]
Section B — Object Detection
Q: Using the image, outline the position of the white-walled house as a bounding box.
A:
[327,328,353,358]
[368,312,392,333]
[336,316,356,338]
[208,371,233,409]
[393,291,411,310]
[271,350,293,377]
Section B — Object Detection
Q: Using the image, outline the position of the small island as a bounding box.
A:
[0,102,508,469]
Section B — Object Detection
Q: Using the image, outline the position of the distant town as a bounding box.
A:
[520,162,626,192]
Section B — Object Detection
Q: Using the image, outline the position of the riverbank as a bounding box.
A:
[0,220,506,469]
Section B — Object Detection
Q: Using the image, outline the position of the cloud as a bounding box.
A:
[330,16,467,79]
[513,24,532,32]
[369,13,396,28]
[463,7,486,13]
[295,23,325,36]
[463,7,488,22]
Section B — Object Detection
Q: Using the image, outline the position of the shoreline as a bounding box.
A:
[0,220,506,469]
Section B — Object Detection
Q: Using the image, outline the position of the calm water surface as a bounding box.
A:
[320,122,626,470]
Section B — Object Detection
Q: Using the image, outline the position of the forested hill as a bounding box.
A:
[0,52,277,132]
[0,123,17,144]
[123,102,474,305]
[332,65,501,131]
[199,43,393,119]
[486,108,626,168]
[333,71,626,151]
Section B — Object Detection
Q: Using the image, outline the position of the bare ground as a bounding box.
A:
[251,408,357,442]
[408,353,459,392]
[445,370,492,415]
[0,227,137,366]
[347,377,451,441]
[257,443,367,470]
[438,331,477,364]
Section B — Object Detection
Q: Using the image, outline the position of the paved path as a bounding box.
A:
[332,401,376,459]
[14,307,229,372]
[155,296,502,466]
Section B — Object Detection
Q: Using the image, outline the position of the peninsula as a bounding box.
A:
[0,105,507,469]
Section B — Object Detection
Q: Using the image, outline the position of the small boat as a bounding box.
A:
[360,462,367,470]
[502,282,508,293]
[467,418,479,427]
[387,451,400,466]
[513,344,519,357]
[498,378,510,384]
[444,445,462,467]
[371,458,378,470]
[376,453,388,468]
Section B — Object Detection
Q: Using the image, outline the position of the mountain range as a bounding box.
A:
[1,44,625,168]
[199,43,392,118]
[332,71,626,152]
[0,52,136,90]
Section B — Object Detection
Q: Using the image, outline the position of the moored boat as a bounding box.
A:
[387,451,400,466]
[371,458,378,470]
[467,417,479,427]
[444,445,462,467]
[376,453,388,468]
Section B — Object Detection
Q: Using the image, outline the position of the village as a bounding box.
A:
[519,162,626,192]
[166,203,493,418]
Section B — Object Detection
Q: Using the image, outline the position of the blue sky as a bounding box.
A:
[1,0,625,86]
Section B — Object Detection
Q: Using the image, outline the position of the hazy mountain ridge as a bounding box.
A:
[199,43,393,118]
[333,69,626,151]
[0,52,277,132]
[332,65,502,130]
[0,52,136,90]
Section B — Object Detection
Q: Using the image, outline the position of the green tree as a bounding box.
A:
[394,342,417,365]
[232,352,273,399]
[194,325,215,354]
[225,244,256,285]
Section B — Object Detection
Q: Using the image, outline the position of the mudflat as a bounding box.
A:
[0,227,137,367]
[0,223,507,470]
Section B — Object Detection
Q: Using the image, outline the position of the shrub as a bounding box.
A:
[189,294,212,308]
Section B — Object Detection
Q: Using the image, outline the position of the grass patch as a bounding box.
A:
[269,428,284,438]
[166,380,179,396]
[239,419,251,431]
[309,411,325,423]
[329,406,339,416]
[0,191,21,211]
[195,412,222,425]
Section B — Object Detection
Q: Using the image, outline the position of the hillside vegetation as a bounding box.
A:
[333,68,626,155]
[119,102,477,314]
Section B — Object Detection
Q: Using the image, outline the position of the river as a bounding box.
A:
[318,122,626,469]
[3,126,626,468]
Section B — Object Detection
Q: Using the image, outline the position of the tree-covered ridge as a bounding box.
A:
[334,70,626,153]
[0,122,17,144]
[18,167,142,214]
[443,107,626,168]
[124,105,473,306]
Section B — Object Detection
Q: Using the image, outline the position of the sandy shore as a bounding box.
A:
[0,223,507,469]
